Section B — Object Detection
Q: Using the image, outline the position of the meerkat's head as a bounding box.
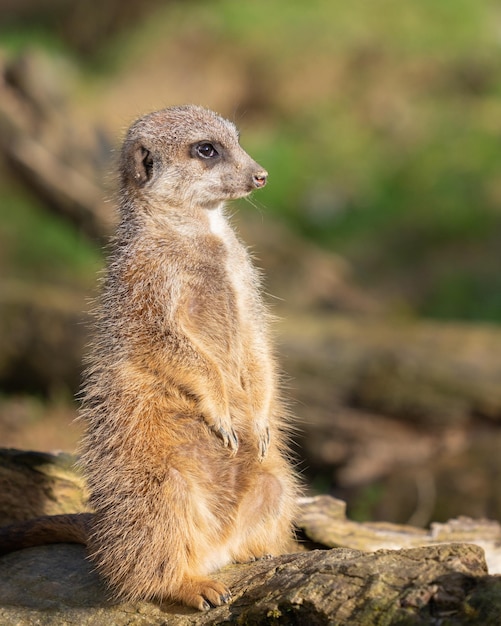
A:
[119,105,267,211]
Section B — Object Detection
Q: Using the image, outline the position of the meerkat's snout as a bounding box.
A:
[252,170,268,189]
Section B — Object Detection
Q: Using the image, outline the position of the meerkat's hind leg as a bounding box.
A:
[177,576,231,611]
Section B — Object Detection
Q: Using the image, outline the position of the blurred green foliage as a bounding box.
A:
[222,0,501,320]
[2,0,501,319]
[0,181,100,288]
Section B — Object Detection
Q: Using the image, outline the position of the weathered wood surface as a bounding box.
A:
[0,542,497,625]
[296,495,501,575]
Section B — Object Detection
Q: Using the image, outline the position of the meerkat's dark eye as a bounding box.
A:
[194,142,219,159]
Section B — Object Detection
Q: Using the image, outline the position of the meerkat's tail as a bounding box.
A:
[0,512,92,556]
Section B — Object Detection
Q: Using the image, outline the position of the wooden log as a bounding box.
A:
[0,451,499,624]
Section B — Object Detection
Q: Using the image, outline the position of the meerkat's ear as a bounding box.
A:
[122,140,154,187]
[132,145,154,186]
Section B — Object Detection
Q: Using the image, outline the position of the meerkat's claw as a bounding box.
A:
[221,591,232,603]
[216,426,239,454]
[205,590,232,609]
[229,429,239,453]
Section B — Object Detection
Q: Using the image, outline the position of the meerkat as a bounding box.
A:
[0,105,299,611]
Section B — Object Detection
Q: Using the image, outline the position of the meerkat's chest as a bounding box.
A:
[208,209,227,239]
[207,209,257,319]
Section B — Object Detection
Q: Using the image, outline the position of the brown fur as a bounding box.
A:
[77,105,299,610]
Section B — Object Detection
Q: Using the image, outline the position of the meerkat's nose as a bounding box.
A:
[252,170,268,189]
